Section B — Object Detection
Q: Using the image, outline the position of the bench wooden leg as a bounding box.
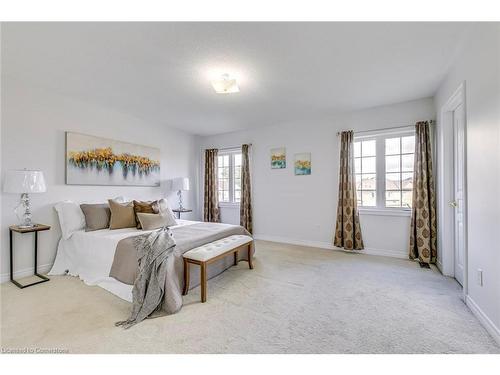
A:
[233,251,238,266]
[248,243,254,269]
[183,258,190,296]
[200,262,207,303]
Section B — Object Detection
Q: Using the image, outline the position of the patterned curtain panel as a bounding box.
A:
[334,131,364,250]
[203,149,220,223]
[409,121,437,265]
[239,144,253,233]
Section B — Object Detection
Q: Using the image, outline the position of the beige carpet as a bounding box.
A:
[1,240,499,354]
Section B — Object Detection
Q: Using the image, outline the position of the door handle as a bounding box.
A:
[449,201,458,208]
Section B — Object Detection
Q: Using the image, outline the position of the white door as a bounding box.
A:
[453,103,466,286]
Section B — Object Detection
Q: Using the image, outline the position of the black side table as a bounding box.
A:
[172,208,192,219]
[10,224,51,289]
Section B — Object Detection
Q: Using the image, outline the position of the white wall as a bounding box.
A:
[0,81,201,281]
[434,23,500,342]
[199,97,435,258]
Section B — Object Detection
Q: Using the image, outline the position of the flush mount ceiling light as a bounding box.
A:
[211,73,240,94]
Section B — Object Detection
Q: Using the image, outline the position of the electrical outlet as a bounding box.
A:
[477,269,483,286]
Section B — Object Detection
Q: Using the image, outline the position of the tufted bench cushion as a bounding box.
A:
[182,234,254,303]
[183,235,253,262]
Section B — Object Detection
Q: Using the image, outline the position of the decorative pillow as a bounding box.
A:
[155,198,177,225]
[54,201,86,240]
[133,200,157,229]
[80,203,111,231]
[137,212,177,231]
[108,200,137,229]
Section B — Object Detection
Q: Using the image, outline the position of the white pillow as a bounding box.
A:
[157,198,178,225]
[54,201,86,240]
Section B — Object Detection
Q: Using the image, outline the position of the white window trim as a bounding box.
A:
[354,127,415,212]
[358,208,411,217]
[219,201,240,208]
[217,148,242,207]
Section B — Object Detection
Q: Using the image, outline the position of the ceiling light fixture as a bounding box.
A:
[211,73,240,94]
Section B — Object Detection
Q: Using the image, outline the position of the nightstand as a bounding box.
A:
[172,208,192,219]
[9,224,51,289]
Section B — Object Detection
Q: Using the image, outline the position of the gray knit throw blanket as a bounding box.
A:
[115,227,176,329]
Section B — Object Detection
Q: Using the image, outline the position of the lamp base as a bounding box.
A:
[15,193,34,228]
[177,190,184,211]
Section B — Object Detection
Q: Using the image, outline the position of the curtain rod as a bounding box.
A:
[336,121,433,136]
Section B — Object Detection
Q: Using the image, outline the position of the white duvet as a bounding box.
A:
[48,220,198,302]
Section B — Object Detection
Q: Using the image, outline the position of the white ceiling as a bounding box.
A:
[2,22,470,136]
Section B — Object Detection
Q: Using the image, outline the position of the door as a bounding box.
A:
[453,103,466,286]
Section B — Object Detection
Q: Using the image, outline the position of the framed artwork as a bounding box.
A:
[294,153,311,175]
[271,147,286,169]
[66,132,160,186]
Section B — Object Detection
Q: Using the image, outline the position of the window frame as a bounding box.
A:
[354,138,377,208]
[354,127,415,215]
[217,149,242,207]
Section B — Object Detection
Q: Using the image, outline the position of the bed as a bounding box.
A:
[49,219,253,313]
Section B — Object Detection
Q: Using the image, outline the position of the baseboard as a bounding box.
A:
[436,258,443,273]
[0,263,52,284]
[466,295,500,345]
[361,247,408,259]
[253,234,408,259]
[254,234,334,251]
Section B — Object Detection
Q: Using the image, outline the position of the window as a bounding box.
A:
[218,154,230,202]
[385,136,415,208]
[354,130,415,210]
[354,140,377,207]
[217,151,242,204]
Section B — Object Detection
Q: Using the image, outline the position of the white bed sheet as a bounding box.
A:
[48,220,198,302]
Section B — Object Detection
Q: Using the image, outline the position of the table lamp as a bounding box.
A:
[3,169,47,228]
[171,177,190,210]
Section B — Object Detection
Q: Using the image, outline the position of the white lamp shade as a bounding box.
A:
[3,170,47,193]
[171,177,190,191]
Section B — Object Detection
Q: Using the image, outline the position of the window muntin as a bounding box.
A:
[354,131,415,210]
[217,151,242,204]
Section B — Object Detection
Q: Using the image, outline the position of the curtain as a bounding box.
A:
[334,131,364,250]
[203,148,220,223]
[239,144,253,233]
[409,121,437,265]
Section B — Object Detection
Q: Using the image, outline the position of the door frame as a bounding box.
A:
[437,82,468,299]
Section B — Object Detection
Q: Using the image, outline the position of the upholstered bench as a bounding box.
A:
[182,235,254,303]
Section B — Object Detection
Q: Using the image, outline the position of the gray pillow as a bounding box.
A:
[137,212,177,231]
[80,203,111,231]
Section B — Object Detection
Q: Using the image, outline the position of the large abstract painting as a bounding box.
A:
[66,132,160,186]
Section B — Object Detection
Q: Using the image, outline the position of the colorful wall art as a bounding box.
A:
[271,147,286,169]
[66,132,160,186]
[294,153,311,175]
